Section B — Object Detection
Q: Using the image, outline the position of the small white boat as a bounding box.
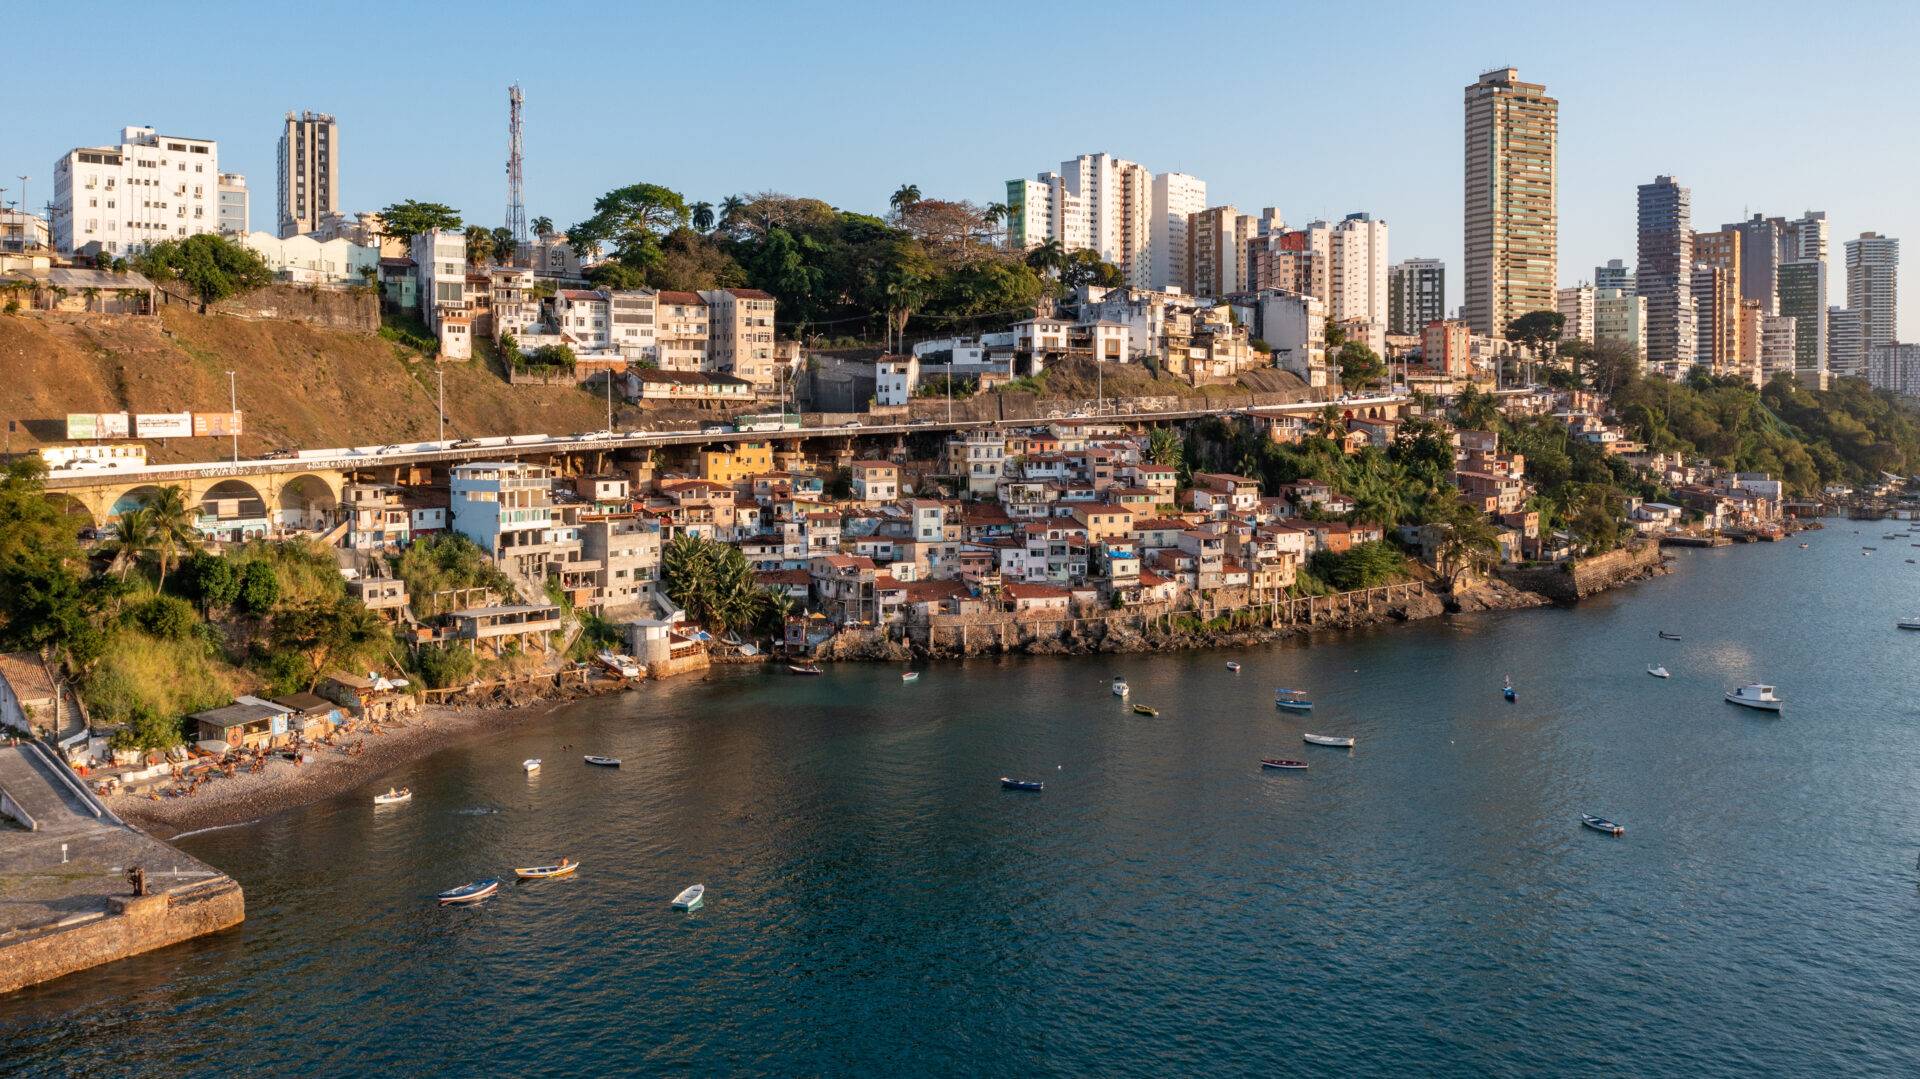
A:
[596,650,642,679]
[437,878,499,905]
[1647,665,1670,679]
[1725,684,1783,712]
[523,758,542,773]
[900,671,920,683]
[1225,661,1241,673]
[583,755,621,767]
[1302,733,1355,748]
[671,883,705,910]
[1111,677,1129,698]
[373,787,411,805]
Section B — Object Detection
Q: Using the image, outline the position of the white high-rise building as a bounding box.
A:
[1845,232,1899,375]
[1867,342,1920,398]
[1151,172,1206,292]
[1760,314,1799,381]
[1329,212,1389,331]
[51,126,219,256]
[1556,284,1596,343]
[1827,306,1861,381]
[1594,288,1647,363]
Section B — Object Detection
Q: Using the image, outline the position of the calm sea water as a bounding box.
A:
[4,525,1920,1076]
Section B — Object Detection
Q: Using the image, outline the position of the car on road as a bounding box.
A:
[263,448,295,460]
[910,418,935,425]
[451,438,481,449]
[841,420,862,428]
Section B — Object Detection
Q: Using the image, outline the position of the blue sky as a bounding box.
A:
[6,0,1916,337]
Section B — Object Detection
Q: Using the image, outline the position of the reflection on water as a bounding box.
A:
[3,531,1918,1076]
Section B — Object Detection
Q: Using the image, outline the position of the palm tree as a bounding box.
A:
[142,486,200,591]
[889,183,922,216]
[1427,489,1501,580]
[1147,427,1183,468]
[718,196,747,234]
[1024,238,1066,280]
[463,225,495,267]
[690,202,715,232]
[1315,404,1344,441]
[490,226,517,266]
[532,216,554,240]
[103,507,156,580]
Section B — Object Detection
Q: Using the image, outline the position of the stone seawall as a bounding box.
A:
[1494,542,1669,603]
[0,878,245,996]
[159,282,379,333]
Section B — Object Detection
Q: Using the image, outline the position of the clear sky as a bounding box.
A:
[6,0,1915,337]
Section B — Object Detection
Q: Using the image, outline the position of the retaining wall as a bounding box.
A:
[1494,543,1666,602]
[0,878,245,996]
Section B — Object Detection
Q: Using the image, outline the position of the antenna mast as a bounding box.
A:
[506,84,527,245]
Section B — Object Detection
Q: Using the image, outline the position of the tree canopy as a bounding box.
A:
[376,200,463,241]
[134,234,273,308]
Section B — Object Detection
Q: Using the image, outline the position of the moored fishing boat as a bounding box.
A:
[1274,689,1312,711]
[1260,758,1308,770]
[1111,676,1130,698]
[1724,683,1783,712]
[1899,618,1920,630]
[515,858,579,880]
[437,879,499,905]
[788,663,823,675]
[1647,665,1670,678]
[1225,661,1241,673]
[1302,733,1355,747]
[900,671,920,683]
[583,755,621,767]
[1131,704,1159,716]
[373,787,411,806]
[1658,631,1682,641]
[1581,815,1625,836]
[523,758,541,773]
[1000,777,1045,791]
[671,884,705,910]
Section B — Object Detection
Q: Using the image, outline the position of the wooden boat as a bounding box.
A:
[523,758,541,773]
[900,671,920,683]
[1273,689,1312,711]
[1131,704,1159,716]
[515,858,578,880]
[1724,684,1783,712]
[1658,631,1682,641]
[1001,777,1045,791]
[372,787,411,805]
[437,879,499,905]
[583,755,622,767]
[1260,758,1308,770]
[1647,665,1670,679]
[1111,677,1130,698]
[1581,815,1625,837]
[788,663,824,675]
[1225,661,1241,673]
[671,884,705,910]
[1302,733,1355,747]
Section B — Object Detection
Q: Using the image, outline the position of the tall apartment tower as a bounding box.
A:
[1151,172,1206,292]
[1595,259,1634,296]
[1556,284,1595,343]
[1329,213,1389,332]
[1463,68,1558,336]
[1636,176,1695,373]
[1775,262,1828,383]
[277,110,339,238]
[1693,229,1743,374]
[1827,306,1862,382]
[1390,259,1446,336]
[1187,205,1245,299]
[1845,232,1900,377]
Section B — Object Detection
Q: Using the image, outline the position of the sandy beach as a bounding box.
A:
[109,698,575,840]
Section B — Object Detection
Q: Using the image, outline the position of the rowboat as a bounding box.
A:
[1225,661,1241,673]
[1001,777,1045,791]
[595,650,642,679]
[583,755,621,767]
[372,787,411,805]
[515,858,579,880]
[1302,733,1355,747]
[1647,665,1670,679]
[1260,758,1308,770]
[437,879,499,905]
[1111,677,1130,698]
[1658,631,1682,641]
[1725,684,1783,712]
[1131,704,1159,716]
[523,758,541,773]
[1581,815,1625,837]
[671,884,705,910]
[788,663,823,675]
[900,671,920,683]
[1273,689,1312,711]
[1798,543,1809,548]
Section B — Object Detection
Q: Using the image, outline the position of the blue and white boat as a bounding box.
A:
[1274,688,1312,712]
[1502,676,1516,702]
[437,878,500,905]
[1581,815,1625,837]
[1001,777,1045,792]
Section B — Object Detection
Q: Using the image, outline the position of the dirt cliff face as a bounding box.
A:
[0,308,611,462]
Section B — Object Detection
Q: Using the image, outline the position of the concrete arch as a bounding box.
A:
[197,479,271,541]
[107,484,170,519]
[43,492,97,530]
[277,473,342,531]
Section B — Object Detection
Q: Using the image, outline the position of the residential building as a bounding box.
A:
[276,110,339,238]
[216,173,248,235]
[1421,319,1472,376]
[1556,284,1595,343]
[946,430,1007,497]
[1693,228,1742,365]
[1187,205,1247,299]
[450,461,554,574]
[1594,258,1634,296]
[1692,262,1739,376]
[1737,300,1765,382]
[1463,68,1558,337]
[241,231,378,284]
[1003,177,1063,250]
[1151,171,1207,292]
[0,208,50,253]
[655,291,710,371]
[578,518,661,615]
[1389,258,1445,336]
[1760,314,1798,381]
[607,288,657,359]
[1827,306,1861,382]
[700,288,777,388]
[51,125,219,256]
[1845,232,1899,379]
[876,354,919,406]
[411,229,468,348]
[1249,289,1329,389]
[554,289,611,351]
[1724,211,1828,316]
[1636,176,1695,374]
[1776,261,1827,384]
[1330,212,1389,335]
[1867,342,1920,398]
[490,267,537,341]
[1594,288,1647,362]
[850,461,900,502]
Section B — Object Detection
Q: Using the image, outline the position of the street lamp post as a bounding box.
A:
[436,366,446,442]
[225,370,239,462]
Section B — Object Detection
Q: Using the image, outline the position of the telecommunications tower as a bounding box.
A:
[506,84,528,245]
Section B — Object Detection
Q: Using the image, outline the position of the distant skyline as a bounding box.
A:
[5,0,1915,337]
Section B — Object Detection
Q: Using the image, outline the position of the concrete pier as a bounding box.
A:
[0,742,243,996]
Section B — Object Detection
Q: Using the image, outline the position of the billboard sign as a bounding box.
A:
[136,412,194,438]
[193,411,244,437]
[65,412,131,439]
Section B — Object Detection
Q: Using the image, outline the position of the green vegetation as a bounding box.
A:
[413,642,478,689]
[660,533,788,635]
[133,233,274,309]
[1305,541,1408,592]
[390,533,513,618]
[378,311,439,356]
[376,199,462,241]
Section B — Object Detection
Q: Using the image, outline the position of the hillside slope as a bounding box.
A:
[0,308,612,462]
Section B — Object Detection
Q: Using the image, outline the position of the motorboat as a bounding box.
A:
[515,858,579,880]
[373,787,411,806]
[1581,815,1625,837]
[1001,777,1045,791]
[671,884,706,910]
[1502,677,1516,702]
[1658,631,1682,641]
[1111,677,1130,698]
[1274,689,1312,712]
[1724,684,1783,712]
[1225,661,1241,673]
[523,758,542,773]
[1131,704,1160,716]
[583,755,622,767]
[1899,618,1920,630]
[1647,665,1670,679]
[788,663,824,675]
[1260,758,1309,770]
[437,879,500,905]
[900,671,920,683]
[1798,543,1809,549]
[595,650,643,679]
[1302,734,1355,748]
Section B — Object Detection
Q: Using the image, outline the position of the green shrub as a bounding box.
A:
[413,642,477,689]
[133,594,198,640]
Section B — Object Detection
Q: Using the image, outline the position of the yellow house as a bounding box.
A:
[699,441,774,485]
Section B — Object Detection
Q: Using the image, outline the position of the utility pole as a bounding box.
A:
[225,370,239,462]
[604,369,613,433]
[437,366,446,442]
